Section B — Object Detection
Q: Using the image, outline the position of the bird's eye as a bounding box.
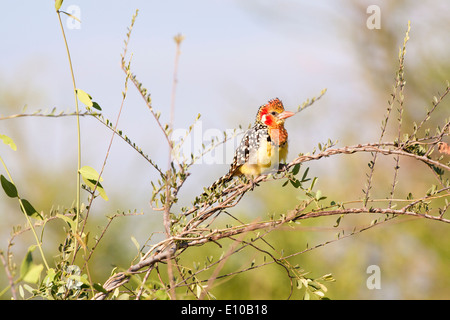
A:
[270,111,277,116]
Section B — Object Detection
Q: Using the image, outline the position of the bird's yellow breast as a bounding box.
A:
[237,140,288,177]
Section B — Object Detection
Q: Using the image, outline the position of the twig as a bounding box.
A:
[164,33,184,300]
[0,251,16,300]
[0,110,96,120]
[364,21,411,207]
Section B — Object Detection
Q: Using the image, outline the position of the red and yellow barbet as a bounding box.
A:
[209,98,295,191]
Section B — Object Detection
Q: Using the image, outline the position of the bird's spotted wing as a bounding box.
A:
[229,124,269,173]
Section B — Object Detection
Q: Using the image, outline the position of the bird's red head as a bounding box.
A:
[257,98,295,128]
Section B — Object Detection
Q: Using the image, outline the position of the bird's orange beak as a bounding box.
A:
[278,110,295,120]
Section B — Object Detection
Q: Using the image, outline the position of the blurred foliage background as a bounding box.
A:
[0,1,449,299]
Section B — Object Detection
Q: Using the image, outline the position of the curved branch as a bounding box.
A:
[287,143,450,172]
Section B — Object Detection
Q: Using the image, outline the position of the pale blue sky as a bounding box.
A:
[0,1,447,205]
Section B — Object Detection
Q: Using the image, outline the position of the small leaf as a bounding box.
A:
[0,134,17,151]
[23,264,44,284]
[19,285,25,299]
[334,215,342,228]
[92,101,102,111]
[196,284,202,298]
[301,167,310,182]
[292,163,301,176]
[315,190,322,200]
[20,246,44,284]
[117,293,130,300]
[130,236,141,252]
[20,199,43,220]
[56,213,74,228]
[321,273,335,282]
[68,274,90,287]
[43,268,57,286]
[290,178,301,188]
[309,176,318,191]
[79,166,108,201]
[76,89,93,108]
[94,181,109,201]
[1,175,18,198]
[93,283,108,294]
[154,289,169,300]
[79,166,103,182]
[315,290,325,297]
[20,246,35,278]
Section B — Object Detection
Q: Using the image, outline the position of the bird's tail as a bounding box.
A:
[202,171,235,197]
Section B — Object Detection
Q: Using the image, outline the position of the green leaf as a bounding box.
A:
[315,190,322,200]
[18,285,25,299]
[130,236,141,253]
[79,166,108,201]
[155,289,169,300]
[20,246,44,284]
[290,178,301,189]
[92,101,102,111]
[68,274,90,287]
[55,0,63,11]
[43,268,57,286]
[86,179,108,201]
[56,213,74,228]
[301,167,310,182]
[76,89,93,108]
[334,215,343,228]
[291,163,301,176]
[20,246,35,278]
[20,199,43,220]
[0,134,17,151]
[1,174,18,198]
[309,176,318,191]
[196,284,202,298]
[315,190,326,201]
[93,283,108,294]
[0,176,42,219]
[117,293,130,300]
[23,264,44,284]
[321,273,335,282]
[79,166,103,182]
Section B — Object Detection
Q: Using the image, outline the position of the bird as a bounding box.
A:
[206,98,295,195]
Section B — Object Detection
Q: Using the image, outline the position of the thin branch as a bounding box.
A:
[0,110,96,120]
[364,21,411,207]
[0,251,16,300]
